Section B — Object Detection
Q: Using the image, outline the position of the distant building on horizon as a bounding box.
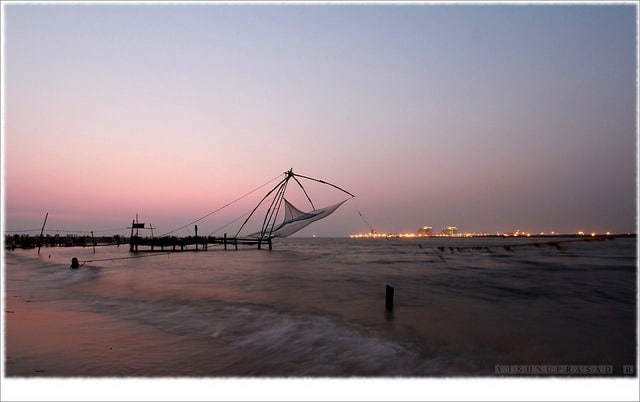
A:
[441,226,459,236]
[417,226,433,236]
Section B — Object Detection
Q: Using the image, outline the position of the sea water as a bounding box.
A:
[3,236,637,377]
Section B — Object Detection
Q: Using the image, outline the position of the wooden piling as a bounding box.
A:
[37,212,49,255]
[385,285,394,311]
[111,232,270,252]
[129,219,135,252]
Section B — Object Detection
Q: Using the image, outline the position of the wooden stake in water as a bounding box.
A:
[386,284,394,311]
[91,231,96,253]
[37,212,48,255]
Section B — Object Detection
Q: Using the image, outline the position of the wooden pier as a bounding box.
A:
[126,218,273,253]
[3,233,272,252]
[128,233,272,252]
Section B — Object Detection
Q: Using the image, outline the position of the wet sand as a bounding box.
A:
[5,291,189,377]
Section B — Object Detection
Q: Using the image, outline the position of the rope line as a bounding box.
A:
[158,173,283,237]
[357,210,375,233]
[79,252,173,264]
[209,209,252,236]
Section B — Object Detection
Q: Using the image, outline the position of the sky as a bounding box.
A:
[1,1,638,237]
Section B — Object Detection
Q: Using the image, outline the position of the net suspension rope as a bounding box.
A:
[158,173,283,237]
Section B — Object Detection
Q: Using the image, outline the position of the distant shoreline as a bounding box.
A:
[4,232,636,250]
[347,233,637,240]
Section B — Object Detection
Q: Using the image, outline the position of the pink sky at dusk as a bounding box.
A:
[2,2,637,237]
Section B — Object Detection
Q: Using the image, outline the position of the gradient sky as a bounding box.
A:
[2,2,638,237]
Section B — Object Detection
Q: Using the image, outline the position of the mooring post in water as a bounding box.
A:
[224,233,227,250]
[386,284,394,311]
[195,225,198,251]
[91,231,96,253]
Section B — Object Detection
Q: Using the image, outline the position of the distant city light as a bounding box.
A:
[349,227,617,238]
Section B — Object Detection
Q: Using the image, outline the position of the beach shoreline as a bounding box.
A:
[3,251,200,377]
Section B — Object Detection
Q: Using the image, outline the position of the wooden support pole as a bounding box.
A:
[91,231,96,253]
[234,238,238,250]
[37,212,48,255]
[224,233,227,250]
[195,225,198,251]
[130,219,135,252]
[268,237,272,250]
[385,285,394,311]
